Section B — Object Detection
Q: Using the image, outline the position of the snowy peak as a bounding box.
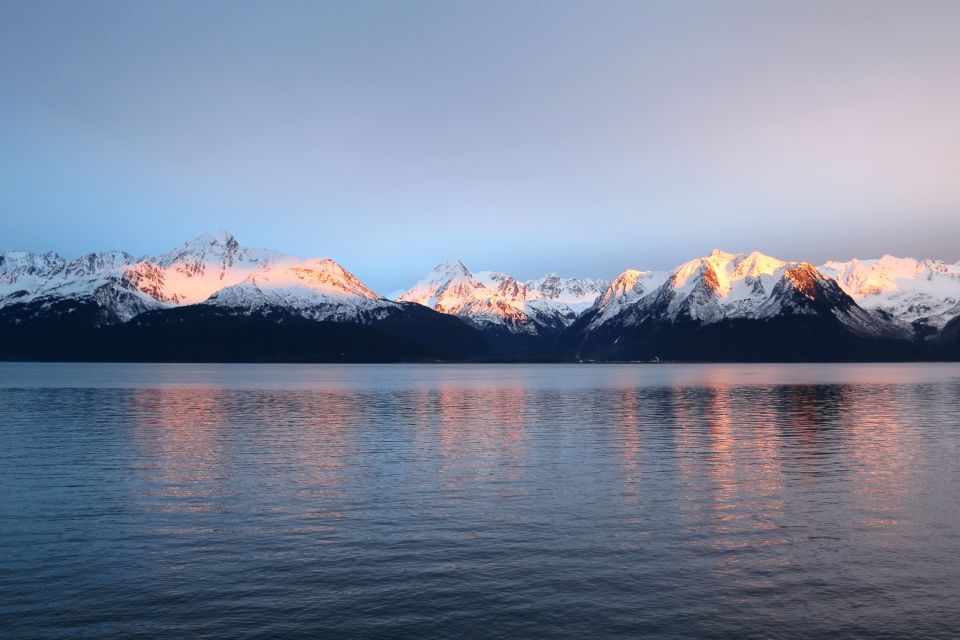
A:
[154,230,285,303]
[172,232,311,299]
[0,251,67,281]
[168,239,392,321]
[0,247,171,323]
[397,259,487,312]
[782,262,831,300]
[285,259,382,299]
[157,230,239,265]
[590,269,669,325]
[474,271,528,299]
[397,261,609,334]
[397,260,530,330]
[432,258,473,280]
[757,262,906,338]
[670,250,788,299]
[589,250,795,327]
[760,262,847,316]
[64,251,137,277]
[819,255,960,328]
[598,270,659,306]
[585,250,907,337]
[0,232,394,326]
[736,251,789,279]
[524,273,608,306]
[204,258,393,323]
[225,259,382,301]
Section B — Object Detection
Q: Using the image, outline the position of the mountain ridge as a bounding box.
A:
[2,234,958,361]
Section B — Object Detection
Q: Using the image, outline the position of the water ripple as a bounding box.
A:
[1,363,959,639]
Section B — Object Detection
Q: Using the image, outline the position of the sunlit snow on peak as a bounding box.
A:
[396,260,609,333]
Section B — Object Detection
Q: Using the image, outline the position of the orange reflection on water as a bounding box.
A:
[132,388,231,514]
[131,388,358,518]
[275,391,361,540]
[400,384,532,531]
[671,383,793,578]
[614,388,644,500]
[841,385,911,546]
[434,386,528,481]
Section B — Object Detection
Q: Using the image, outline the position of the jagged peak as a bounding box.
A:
[734,251,788,276]
[595,269,662,308]
[610,268,652,287]
[402,259,476,289]
[0,249,66,271]
[787,261,824,276]
[72,249,135,262]
[473,269,510,284]
[433,258,470,273]
[158,230,240,263]
[395,261,608,333]
[1,249,61,260]
[781,262,830,299]
[192,229,238,247]
[708,248,737,260]
[525,272,607,290]
[667,249,789,295]
[64,250,138,275]
[672,256,718,289]
[396,259,483,306]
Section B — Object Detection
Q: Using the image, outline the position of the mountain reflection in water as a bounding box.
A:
[1,363,959,639]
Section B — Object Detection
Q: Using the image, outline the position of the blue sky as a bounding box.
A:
[2,0,959,293]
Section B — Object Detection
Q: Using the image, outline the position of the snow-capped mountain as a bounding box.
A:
[0,250,67,281]
[819,256,960,330]
[204,258,396,323]
[0,231,396,325]
[587,249,789,326]
[2,235,959,362]
[396,260,609,334]
[583,249,907,338]
[153,230,285,304]
[756,262,902,338]
[1,249,170,323]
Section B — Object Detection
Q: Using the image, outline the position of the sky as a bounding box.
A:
[1,0,959,293]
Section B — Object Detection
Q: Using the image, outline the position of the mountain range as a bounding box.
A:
[2,231,959,361]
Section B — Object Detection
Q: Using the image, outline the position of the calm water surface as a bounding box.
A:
[2,363,959,639]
